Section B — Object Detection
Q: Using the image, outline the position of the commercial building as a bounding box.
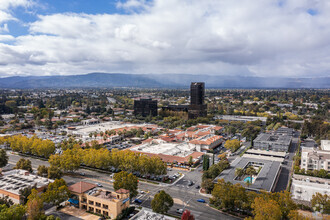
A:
[134,98,158,117]
[253,133,292,152]
[214,115,267,125]
[291,174,330,202]
[214,157,281,192]
[300,147,330,172]
[188,82,207,119]
[0,169,53,204]
[129,139,204,166]
[68,181,130,219]
[189,134,224,152]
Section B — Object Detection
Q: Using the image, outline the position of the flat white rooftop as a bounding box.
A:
[246,149,286,157]
[242,154,284,162]
[131,140,195,157]
[72,121,135,134]
[0,169,53,195]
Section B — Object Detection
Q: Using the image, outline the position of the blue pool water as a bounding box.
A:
[244,177,253,183]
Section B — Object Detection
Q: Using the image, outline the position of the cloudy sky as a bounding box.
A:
[0,0,329,78]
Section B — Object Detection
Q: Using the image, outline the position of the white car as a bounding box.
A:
[176,209,184,214]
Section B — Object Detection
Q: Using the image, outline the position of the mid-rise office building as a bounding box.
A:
[253,133,292,152]
[134,98,158,117]
[68,181,130,219]
[188,82,207,119]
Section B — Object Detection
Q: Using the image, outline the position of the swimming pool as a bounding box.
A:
[244,177,253,183]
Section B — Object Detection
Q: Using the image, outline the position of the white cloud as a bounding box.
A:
[1,0,330,77]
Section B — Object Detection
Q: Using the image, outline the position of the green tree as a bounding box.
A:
[14,158,33,172]
[0,196,13,207]
[45,215,61,220]
[235,168,245,180]
[42,179,70,207]
[19,186,35,205]
[203,155,210,171]
[201,179,214,194]
[113,171,138,198]
[48,166,63,179]
[151,190,174,214]
[0,149,8,168]
[0,204,26,220]
[37,165,49,177]
[245,166,257,185]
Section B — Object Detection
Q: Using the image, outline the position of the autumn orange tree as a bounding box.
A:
[211,179,297,219]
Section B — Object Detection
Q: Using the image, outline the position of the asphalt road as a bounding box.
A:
[274,134,299,192]
[7,153,239,220]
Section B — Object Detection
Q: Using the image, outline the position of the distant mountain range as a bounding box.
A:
[0,73,328,89]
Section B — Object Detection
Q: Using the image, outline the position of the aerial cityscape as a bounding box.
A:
[0,1,329,220]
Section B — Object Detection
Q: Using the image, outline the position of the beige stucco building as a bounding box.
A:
[301,147,330,172]
[68,181,130,219]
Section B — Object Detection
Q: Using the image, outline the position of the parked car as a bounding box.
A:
[195,185,200,189]
[197,199,206,203]
[80,172,85,176]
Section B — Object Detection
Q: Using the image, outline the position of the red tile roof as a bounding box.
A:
[68,181,96,194]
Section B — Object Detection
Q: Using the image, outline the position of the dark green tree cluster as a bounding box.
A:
[202,155,210,171]
[202,159,229,193]
[113,171,138,197]
[151,190,174,214]
[37,165,63,179]
[14,158,33,172]
[0,149,8,168]
[301,117,329,142]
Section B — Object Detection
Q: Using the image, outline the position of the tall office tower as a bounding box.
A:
[188,82,207,119]
[134,98,158,117]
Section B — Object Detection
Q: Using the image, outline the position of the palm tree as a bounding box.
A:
[245,166,257,185]
[235,168,245,180]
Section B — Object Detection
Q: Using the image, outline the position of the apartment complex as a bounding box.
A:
[301,147,330,172]
[188,82,207,119]
[68,181,130,219]
[134,98,158,117]
[0,169,53,204]
[253,133,292,152]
